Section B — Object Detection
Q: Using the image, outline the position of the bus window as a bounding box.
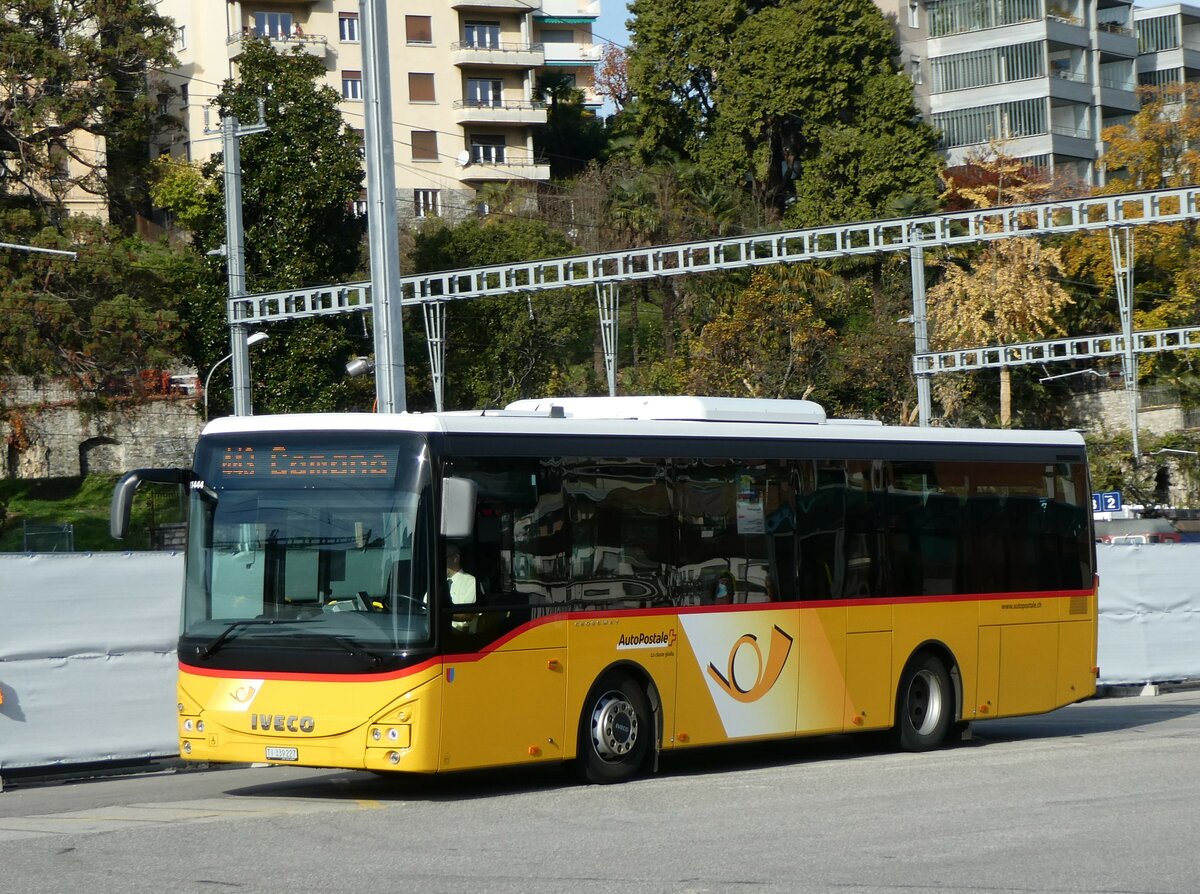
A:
[564,457,671,610]
[672,458,793,605]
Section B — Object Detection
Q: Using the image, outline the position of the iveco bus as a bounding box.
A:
[111,396,1098,783]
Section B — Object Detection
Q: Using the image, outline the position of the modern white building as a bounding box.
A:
[876,0,1140,183]
[1134,3,1200,91]
[155,0,601,222]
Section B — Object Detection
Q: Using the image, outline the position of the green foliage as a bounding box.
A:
[687,268,834,398]
[149,157,217,233]
[534,71,609,179]
[409,218,597,408]
[0,207,202,396]
[0,475,183,552]
[0,0,179,227]
[626,0,939,220]
[206,40,365,289]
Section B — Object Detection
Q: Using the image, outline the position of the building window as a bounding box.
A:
[927,0,1040,38]
[180,83,188,106]
[467,78,503,107]
[464,21,501,47]
[932,97,1047,149]
[412,131,439,161]
[406,15,432,45]
[909,56,922,85]
[414,189,440,218]
[539,28,573,43]
[342,70,363,101]
[908,1,919,29]
[48,139,70,180]
[409,73,436,103]
[177,24,187,50]
[254,11,293,39]
[352,198,368,218]
[470,135,506,164]
[339,13,359,43]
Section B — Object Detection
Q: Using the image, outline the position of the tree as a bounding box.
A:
[0,0,178,227]
[595,44,632,112]
[1060,84,1200,394]
[409,218,597,409]
[533,71,608,179]
[688,268,834,398]
[924,149,1075,426]
[626,0,939,220]
[0,206,200,400]
[157,40,371,416]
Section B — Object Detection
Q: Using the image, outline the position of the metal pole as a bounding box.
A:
[221,114,253,416]
[360,0,406,413]
[422,301,447,412]
[596,282,619,397]
[910,238,932,427]
[1110,227,1139,460]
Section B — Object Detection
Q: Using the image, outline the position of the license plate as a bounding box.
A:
[265,746,298,762]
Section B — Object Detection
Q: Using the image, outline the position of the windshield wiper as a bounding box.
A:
[193,618,314,660]
[309,633,387,668]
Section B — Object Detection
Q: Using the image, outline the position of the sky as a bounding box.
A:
[594,0,631,51]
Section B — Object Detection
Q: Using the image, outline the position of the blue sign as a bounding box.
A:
[1092,491,1122,513]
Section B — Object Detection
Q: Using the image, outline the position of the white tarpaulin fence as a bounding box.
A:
[0,547,1196,771]
[0,553,181,771]
[1096,543,1200,685]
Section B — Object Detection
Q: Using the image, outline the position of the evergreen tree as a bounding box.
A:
[626,0,939,222]
[155,40,370,415]
[0,0,178,228]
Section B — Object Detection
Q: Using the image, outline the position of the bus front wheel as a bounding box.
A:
[894,653,953,752]
[577,674,651,784]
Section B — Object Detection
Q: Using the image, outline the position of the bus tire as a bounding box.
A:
[893,652,953,752]
[577,673,652,784]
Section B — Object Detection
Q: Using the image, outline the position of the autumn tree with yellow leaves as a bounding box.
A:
[927,147,1073,426]
[688,268,835,399]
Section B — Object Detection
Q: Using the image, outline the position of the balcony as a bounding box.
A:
[452,0,542,9]
[540,41,602,66]
[540,0,599,15]
[457,159,551,182]
[452,41,545,69]
[454,99,548,125]
[227,31,328,62]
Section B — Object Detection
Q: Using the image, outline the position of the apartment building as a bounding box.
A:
[877,0,1139,184]
[156,0,600,223]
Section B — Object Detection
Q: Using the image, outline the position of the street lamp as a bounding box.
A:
[1038,369,1104,384]
[204,331,269,420]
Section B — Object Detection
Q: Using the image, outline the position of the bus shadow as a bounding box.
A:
[220,695,1200,803]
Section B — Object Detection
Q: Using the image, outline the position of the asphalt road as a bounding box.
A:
[1,691,1198,894]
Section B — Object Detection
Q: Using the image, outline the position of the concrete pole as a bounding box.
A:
[360,0,406,413]
[910,240,932,427]
[222,114,253,416]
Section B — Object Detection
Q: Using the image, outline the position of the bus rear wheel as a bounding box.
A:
[894,653,953,752]
[577,674,651,784]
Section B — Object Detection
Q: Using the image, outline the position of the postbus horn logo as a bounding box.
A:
[707,626,794,703]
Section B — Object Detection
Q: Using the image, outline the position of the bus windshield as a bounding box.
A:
[182,433,433,668]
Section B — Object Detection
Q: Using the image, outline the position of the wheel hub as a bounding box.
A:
[591,691,639,760]
[908,668,944,736]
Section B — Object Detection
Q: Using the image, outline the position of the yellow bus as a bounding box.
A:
[112,396,1097,783]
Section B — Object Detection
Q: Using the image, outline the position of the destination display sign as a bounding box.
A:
[220,445,393,479]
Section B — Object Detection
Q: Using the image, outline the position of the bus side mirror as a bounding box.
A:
[441,477,477,539]
[110,468,191,540]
